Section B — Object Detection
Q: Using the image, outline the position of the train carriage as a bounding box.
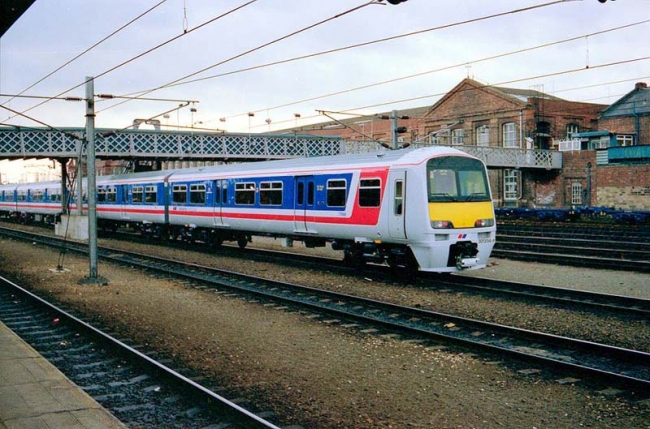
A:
[10,146,496,274]
[0,181,62,223]
[0,183,18,218]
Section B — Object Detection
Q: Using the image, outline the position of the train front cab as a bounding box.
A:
[409,155,496,273]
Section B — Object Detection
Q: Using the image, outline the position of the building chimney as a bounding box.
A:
[635,82,648,90]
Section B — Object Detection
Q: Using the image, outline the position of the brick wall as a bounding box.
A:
[561,151,650,210]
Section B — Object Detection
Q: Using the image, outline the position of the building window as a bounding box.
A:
[588,137,610,150]
[476,125,489,146]
[566,124,579,139]
[502,122,517,148]
[571,182,582,205]
[616,134,634,146]
[451,129,465,145]
[504,169,521,201]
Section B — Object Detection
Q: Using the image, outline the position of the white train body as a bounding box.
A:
[2,147,496,273]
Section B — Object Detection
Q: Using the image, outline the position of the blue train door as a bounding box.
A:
[120,185,130,220]
[212,179,226,227]
[294,176,316,233]
[388,170,407,239]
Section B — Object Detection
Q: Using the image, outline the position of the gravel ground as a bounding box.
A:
[0,228,649,429]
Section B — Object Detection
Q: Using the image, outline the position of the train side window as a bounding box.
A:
[145,185,157,204]
[327,179,346,207]
[217,181,228,205]
[190,184,206,204]
[308,182,314,206]
[358,179,381,207]
[260,181,282,206]
[172,184,187,204]
[394,180,403,215]
[235,182,255,205]
[107,187,117,203]
[97,188,106,203]
[17,191,26,202]
[132,186,144,203]
[32,190,44,202]
[297,182,304,206]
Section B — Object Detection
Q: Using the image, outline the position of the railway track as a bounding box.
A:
[2,224,649,318]
[493,221,650,271]
[2,226,649,395]
[0,275,284,429]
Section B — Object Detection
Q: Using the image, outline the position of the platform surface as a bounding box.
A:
[0,321,127,429]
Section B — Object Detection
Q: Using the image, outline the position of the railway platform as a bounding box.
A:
[0,321,127,429]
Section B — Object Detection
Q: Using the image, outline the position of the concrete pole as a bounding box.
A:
[80,76,108,285]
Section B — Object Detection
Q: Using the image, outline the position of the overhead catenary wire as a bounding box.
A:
[150,0,582,94]
[229,19,649,126]
[5,0,259,123]
[0,0,168,108]
[97,0,382,115]
[248,60,650,132]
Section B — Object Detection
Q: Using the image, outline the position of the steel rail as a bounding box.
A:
[2,224,649,316]
[0,274,282,429]
[3,226,648,393]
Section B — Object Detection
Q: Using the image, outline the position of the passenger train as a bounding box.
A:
[0,147,496,274]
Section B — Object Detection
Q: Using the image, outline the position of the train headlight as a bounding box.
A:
[431,220,454,229]
[474,218,494,228]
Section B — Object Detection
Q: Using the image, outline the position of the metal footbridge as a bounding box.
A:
[0,127,344,161]
[0,127,561,169]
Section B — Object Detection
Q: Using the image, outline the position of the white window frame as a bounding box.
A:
[504,169,521,201]
[616,134,634,146]
[451,129,465,145]
[571,182,582,205]
[502,122,517,148]
[566,124,579,139]
[476,125,489,146]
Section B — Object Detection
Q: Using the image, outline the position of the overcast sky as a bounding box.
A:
[1,0,649,137]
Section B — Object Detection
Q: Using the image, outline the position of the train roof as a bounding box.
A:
[98,146,474,183]
[15,180,61,190]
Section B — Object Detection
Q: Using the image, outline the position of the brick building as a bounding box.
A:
[562,81,650,210]
[284,78,650,211]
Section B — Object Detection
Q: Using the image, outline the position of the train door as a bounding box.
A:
[388,170,407,239]
[120,185,130,220]
[294,176,316,233]
[212,179,226,227]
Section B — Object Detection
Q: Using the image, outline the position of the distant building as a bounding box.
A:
[562,82,650,210]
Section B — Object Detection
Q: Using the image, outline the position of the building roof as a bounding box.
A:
[490,84,564,103]
[600,82,650,118]
[276,105,431,133]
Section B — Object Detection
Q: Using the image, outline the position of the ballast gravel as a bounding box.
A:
[0,229,648,429]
